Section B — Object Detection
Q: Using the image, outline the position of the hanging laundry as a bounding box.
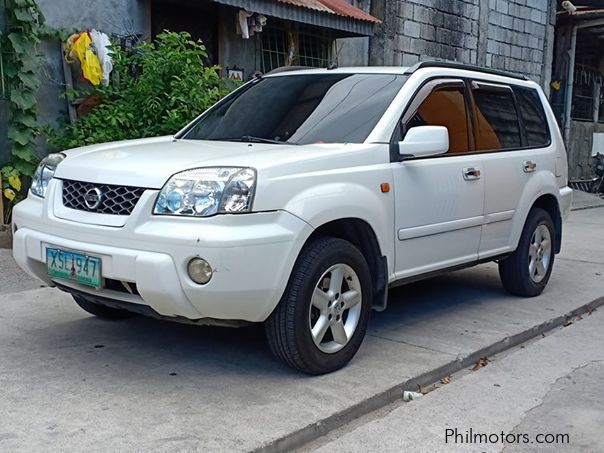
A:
[236,11,267,39]
[237,10,253,39]
[89,29,113,85]
[249,14,267,34]
[65,32,103,86]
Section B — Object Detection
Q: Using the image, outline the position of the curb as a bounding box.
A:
[571,203,604,211]
[254,295,604,453]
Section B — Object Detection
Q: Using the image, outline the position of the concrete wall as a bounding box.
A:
[217,6,258,79]
[567,121,604,180]
[336,0,372,66]
[370,0,555,87]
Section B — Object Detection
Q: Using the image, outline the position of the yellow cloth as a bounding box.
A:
[67,32,103,86]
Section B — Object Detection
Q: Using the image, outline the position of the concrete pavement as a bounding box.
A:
[0,249,41,295]
[310,308,604,453]
[570,190,604,211]
[0,207,603,452]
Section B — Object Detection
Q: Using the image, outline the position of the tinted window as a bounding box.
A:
[183,74,407,145]
[407,86,469,153]
[473,85,521,151]
[515,87,550,147]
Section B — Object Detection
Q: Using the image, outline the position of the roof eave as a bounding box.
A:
[209,0,378,36]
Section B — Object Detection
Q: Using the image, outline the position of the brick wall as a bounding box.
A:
[370,0,556,87]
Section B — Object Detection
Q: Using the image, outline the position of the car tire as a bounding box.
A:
[72,294,136,320]
[265,237,373,374]
[499,208,556,297]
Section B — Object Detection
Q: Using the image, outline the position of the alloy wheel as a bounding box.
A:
[528,224,552,284]
[308,263,363,354]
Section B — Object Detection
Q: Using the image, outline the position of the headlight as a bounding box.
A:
[153,167,256,217]
[30,153,65,198]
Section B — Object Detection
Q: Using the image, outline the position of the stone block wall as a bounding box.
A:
[370,0,556,87]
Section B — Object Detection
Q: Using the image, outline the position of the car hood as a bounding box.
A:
[54,136,332,188]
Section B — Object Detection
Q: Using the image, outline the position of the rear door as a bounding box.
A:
[392,79,485,279]
[473,83,553,258]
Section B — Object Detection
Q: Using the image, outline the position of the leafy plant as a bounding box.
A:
[1,0,46,222]
[1,166,22,223]
[48,31,231,150]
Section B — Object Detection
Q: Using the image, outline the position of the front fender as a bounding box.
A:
[283,182,395,275]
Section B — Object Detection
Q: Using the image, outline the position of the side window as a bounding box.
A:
[472,83,522,151]
[514,87,550,147]
[406,85,470,153]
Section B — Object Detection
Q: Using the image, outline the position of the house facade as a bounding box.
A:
[550,2,604,180]
[3,0,600,182]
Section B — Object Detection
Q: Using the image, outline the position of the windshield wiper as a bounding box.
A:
[225,136,297,145]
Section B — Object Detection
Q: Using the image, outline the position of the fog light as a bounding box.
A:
[187,258,213,284]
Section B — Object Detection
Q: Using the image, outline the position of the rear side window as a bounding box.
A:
[514,87,550,147]
[406,85,470,153]
[472,84,521,151]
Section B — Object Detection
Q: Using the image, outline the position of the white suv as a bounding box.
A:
[12,63,572,374]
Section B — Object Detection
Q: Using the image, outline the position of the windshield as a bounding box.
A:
[182,73,407,145]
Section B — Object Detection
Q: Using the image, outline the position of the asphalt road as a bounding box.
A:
[0,207,603,452]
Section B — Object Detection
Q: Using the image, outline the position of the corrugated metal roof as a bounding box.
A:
[276,0,381,23]
[209,0,380,35]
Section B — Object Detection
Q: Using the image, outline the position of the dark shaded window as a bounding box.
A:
[184,74,407,145]
[151,0,218,65]
[515,87,550,147]
[473,85,521,151]
[406,86,469,153]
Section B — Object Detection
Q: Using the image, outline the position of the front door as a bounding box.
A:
[392,79,484,279]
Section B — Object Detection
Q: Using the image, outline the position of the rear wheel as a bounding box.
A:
[265,237,372,374]
[499,208,556,297]
[72,294,136,320]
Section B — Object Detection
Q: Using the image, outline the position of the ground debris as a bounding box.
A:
[417,384,436,395]
[472,356,490,371]
[403,390,423,401]
[440,376,451,385]
[563,319,574,327]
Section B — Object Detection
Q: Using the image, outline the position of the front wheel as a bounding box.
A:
[265,237,372,374]
[499,208,556,297]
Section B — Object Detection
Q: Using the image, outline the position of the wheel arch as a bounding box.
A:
[510,172,563,255]
[303,218,389,311]
[530,194,562,254]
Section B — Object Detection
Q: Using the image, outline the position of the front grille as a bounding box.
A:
[62,179,146,216]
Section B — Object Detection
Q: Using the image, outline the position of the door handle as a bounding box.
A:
[523,160,537,173]
[463,167,481,180]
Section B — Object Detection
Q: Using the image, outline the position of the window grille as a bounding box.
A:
[259,22,333,73]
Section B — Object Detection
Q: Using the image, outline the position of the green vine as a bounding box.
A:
[1,0,46,223]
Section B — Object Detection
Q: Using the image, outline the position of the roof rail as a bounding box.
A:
[265,66,314,75]
[404,61,531,81]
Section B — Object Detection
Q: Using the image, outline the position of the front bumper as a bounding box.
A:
[12,180,312,322]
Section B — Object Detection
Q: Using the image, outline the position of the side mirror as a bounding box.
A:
[398,126,449,159]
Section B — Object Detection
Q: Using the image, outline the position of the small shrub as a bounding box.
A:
[48,31,231,151]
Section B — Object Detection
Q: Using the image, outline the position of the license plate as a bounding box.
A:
[46,248,102,288]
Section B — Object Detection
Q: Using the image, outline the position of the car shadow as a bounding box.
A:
[371,264,508,331]
[26,265,508,379]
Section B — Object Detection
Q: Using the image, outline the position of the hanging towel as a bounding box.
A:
[66,32,103,86]
[90,29,113,85]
